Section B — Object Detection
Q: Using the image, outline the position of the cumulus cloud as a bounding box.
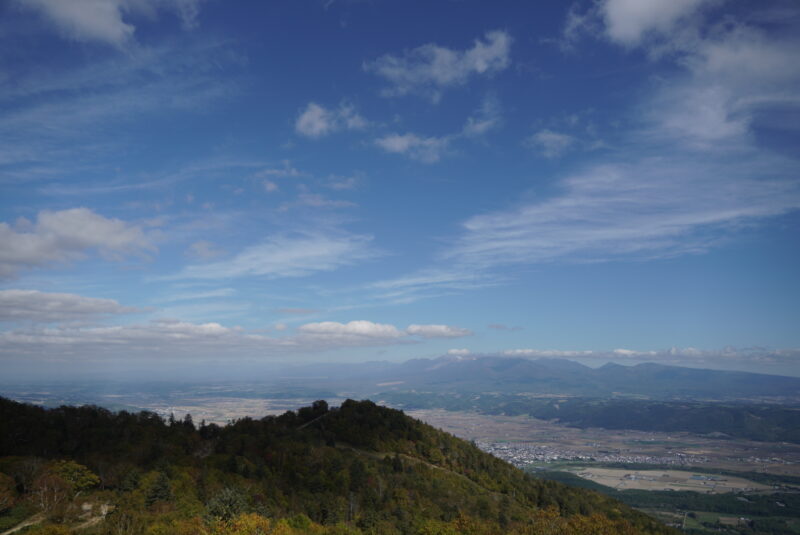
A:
[295,102,368,138]
[600,0,715,46]
[524,129,575,158]
[16,0,203,47]
[0,208,153,278]
[175,232,374,280]
[0,290,138,323]
[406,324,473,339]
[565,1,800,147]
[447,348,471,356]
[365,30,511,101]
[652,28,800,145]
[375,133,450,163]
[376,97,502,163]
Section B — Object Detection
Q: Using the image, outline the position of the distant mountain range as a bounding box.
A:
[280,356,800,401]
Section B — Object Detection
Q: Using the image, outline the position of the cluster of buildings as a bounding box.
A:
[476,440,710,468]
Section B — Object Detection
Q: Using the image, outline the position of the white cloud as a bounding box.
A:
[278,308,319,315]
[0,319,280,360]
[160,288,236,302]
[447,348,471,356]
[651,85,747,143]
[0,290,138,323]
[298,320,403,340]
[326,174,359,191]
[185,240,224,259]
[600,0,715,46]
[368,268,498,305]
[295,320,471,347]
[504,349,595,358]
[175,232,374,280]
[0,42,240,181]
[488,323,523,331]
[294,102,368,138]
[365,30,511,101]
[524,129,576,158]
[442,5,800,271]
[462,95,502,136]
[255,161,304,178]
[376,97,502,163]
[445,156,800,269]
[0,208,153,278]
[406,324,472,339]
[375,133,450,163]
[501,346,800,374]
[0,317,471,361]
[15,0,203,47]
[279,188,356,212]
[567,2,800,148]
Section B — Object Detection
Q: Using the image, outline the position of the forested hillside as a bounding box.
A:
[0,397,676,535]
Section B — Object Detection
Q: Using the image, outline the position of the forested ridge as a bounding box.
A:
[0,396,677,535]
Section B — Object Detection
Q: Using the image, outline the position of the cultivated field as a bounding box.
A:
[405,409,800,478]
[571,467,772,493]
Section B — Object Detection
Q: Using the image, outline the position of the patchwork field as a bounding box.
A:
[405,409,800,477]
[571,467,772,493]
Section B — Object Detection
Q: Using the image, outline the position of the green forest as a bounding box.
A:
[0,397,677,535]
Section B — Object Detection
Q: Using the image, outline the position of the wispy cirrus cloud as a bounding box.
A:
[173,231,375,280]
[444,155,800,268]
[364,30,511,101]
[278,308,319,315]
[368,268,499,305]
[0,41,242,185]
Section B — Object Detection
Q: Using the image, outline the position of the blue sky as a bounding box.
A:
[1,0,799,379]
